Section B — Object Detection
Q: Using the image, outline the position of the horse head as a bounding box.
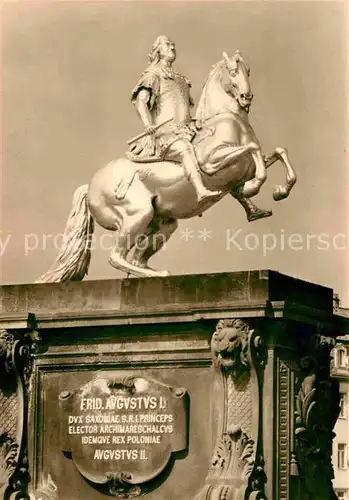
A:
[196,50,253,122]
[222,50,254,113]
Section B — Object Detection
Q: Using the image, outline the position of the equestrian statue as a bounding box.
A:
[37,35,296,282]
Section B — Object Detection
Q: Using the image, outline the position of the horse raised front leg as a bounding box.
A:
[264,147,297,200]
[202,142,258,176]
[241,148,267,198]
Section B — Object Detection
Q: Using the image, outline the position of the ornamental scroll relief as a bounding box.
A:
[0,329,39,500]
[291,334,340,500]
[194,319,267,500]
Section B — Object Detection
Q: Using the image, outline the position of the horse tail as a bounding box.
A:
[36,184,94,283]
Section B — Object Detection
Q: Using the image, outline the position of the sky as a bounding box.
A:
[1,0,348,306]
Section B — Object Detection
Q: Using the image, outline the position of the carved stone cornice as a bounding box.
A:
[0,329,40,500]
[195,319,267,500]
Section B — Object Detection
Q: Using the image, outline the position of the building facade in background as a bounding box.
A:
[332,306,349,499]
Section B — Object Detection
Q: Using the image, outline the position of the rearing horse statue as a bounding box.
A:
[37,51,296,282]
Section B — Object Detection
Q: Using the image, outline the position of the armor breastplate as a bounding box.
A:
[152,73,192,126]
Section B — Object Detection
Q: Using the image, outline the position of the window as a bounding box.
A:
[339,393,346,418]
[337,349,346,368]
[336,491,347,500]
[337,443,347,469]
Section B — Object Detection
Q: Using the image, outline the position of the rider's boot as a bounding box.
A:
[182,146,221,203]
[233,190,272,222]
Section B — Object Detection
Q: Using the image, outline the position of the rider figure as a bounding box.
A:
[129,35,221,203]
[129,35,272,221]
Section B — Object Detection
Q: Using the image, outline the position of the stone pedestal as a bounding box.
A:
[0,271,348,500]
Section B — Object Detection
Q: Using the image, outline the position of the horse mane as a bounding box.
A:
[195,60,226,123]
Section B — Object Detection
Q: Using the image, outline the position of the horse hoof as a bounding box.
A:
[249,142,260,152]
[273,185,288,201]
[275,147,287,156]
[157,269,170,277]
[129,260,170,278]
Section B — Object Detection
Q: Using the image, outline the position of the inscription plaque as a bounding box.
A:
[59,375,188,497]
